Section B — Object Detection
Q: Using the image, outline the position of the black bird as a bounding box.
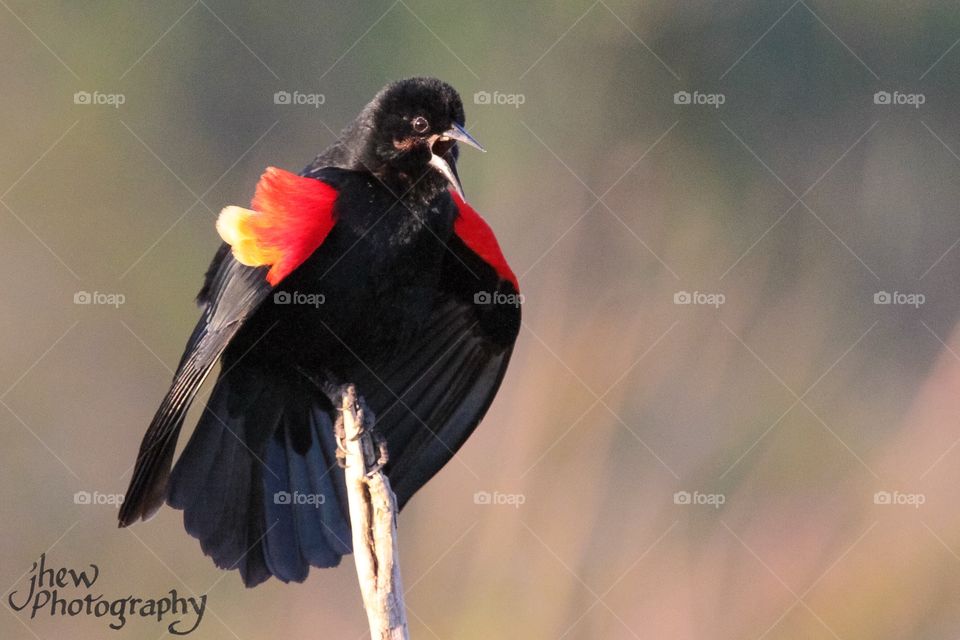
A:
[118,77,521,587]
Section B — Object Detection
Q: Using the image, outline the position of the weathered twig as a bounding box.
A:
[338,385,409,640]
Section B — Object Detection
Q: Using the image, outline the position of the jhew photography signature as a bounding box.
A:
[7,553,206,635]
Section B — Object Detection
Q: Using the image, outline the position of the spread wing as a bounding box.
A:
[119,168,339,526]
[351,192,521,508]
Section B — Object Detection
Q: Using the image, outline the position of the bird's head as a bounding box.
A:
[360,77,484,200]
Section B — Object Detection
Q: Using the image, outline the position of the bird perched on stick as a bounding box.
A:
[118,77,521,587]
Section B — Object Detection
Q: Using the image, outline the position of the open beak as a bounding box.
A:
[429,123,485,199]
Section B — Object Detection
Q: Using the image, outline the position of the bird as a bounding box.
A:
[117,77,521,587]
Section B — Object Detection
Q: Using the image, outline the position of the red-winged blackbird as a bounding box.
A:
[118,77,520,587]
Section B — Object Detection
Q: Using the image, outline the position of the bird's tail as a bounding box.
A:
[166,366,352,587]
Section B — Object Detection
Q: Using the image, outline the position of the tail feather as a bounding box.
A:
[288,408,351,566]
[168,382,254,572]
[262,430,309,582]
[307,406,353,556]
[166,368,350,587]
[285,424,328,566]
[170,395,229,538]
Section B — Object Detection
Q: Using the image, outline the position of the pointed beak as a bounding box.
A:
[442,122,485,152]
[429,123,485,199]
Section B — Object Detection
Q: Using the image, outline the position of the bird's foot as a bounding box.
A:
[334,412,349,468]
[333,384,386,474]
[365,431,389,477]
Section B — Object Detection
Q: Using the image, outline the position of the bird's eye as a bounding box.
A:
[411,116,429,133]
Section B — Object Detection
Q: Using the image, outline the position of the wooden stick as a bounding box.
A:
[339,385,409,640]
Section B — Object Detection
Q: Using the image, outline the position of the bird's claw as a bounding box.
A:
[365,431,390,477]
[334,411,349,468]
[333,386,386,474]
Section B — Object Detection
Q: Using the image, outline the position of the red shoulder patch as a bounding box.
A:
[216,167,338,286]
[451,192,518,290]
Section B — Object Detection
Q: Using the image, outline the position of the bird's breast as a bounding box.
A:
[243,188,456,372]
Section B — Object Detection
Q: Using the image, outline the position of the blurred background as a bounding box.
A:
[3,1,960,638]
